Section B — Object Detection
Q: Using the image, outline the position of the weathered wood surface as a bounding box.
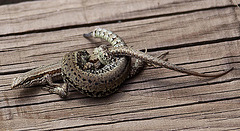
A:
[0,0,240,130]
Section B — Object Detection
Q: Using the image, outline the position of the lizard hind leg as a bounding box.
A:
[129,58,145,78]
[129,51,168,77]
[143,48,169,60]
[150,51,169,67]
[157,51,169,61]
[144,48,169,67]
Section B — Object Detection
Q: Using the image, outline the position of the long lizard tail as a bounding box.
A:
[109,46,233,77]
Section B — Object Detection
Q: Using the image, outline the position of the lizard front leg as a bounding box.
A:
[41,74,69,97]
[45,83,68,98]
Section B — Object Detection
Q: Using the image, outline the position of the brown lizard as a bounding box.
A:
[11,28,149,97]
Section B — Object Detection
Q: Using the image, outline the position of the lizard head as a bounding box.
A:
[11,76,27,89]
[93,45,113,65]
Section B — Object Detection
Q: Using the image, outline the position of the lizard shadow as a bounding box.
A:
[65,86,126,111]
[68,89,124,103]
[18,85,44,98]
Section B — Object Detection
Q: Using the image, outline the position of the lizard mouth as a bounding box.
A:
[11,77,22,89]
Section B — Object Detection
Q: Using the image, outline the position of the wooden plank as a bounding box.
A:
[0,0,234,35]
[1,6,239,70]
[0,0,240,130]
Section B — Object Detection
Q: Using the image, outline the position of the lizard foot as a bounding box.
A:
[157,51,169,61]
[42,83,68,98]
[147,51,169,67]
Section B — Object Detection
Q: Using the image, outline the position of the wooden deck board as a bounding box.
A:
[0,0,240,130]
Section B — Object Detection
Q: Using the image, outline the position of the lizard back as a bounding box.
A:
[61,50,131,97]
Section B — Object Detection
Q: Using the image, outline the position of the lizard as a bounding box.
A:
[11,28,152,97]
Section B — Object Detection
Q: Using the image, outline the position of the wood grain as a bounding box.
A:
[0,0,240,130]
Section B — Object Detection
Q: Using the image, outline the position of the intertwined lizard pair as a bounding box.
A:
[11,28,233,98]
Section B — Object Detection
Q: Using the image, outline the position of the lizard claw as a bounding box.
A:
[147,51,169,67]
[42,83,68,98]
